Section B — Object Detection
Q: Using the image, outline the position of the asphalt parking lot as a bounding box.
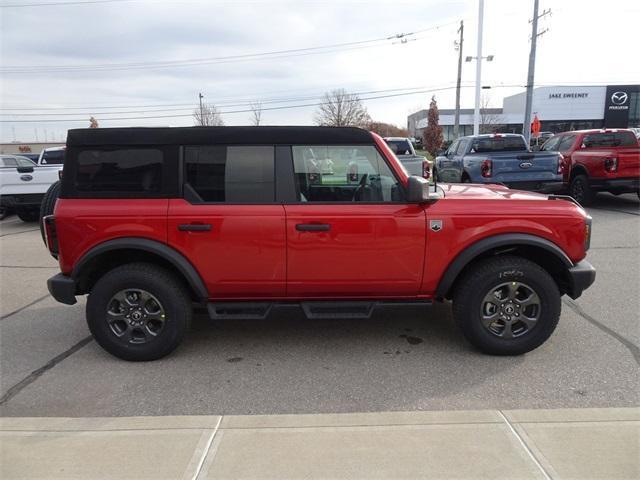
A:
[1,194,638,418]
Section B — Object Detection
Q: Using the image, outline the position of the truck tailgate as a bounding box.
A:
[488,152,559,182]
[617,147,640,178]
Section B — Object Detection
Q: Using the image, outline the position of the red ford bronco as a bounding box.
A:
[44,127,595,361]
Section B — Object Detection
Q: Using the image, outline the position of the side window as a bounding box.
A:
[1,157,17,167]
[616,131,637,147]
[41,150,65,165]
[75,149,163,193]
[291,145,404,203]
[541,136,561,151]
[558,135,576,152]
[455,139,467,155]
[185,146,274,203]
[583,133,614,148]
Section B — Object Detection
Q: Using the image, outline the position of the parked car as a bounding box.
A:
[383,137,431,179]
[44,126,595,361]
[0,148,64,222]
[541,129,640,204]
[434,133,564,193]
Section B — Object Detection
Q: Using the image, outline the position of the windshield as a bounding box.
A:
[385,140,412,155]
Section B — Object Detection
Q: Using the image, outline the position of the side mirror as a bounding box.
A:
[17,166,34,173]
[407,175,440,203]
[436,149,446,157]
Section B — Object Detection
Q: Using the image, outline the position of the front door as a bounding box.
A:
[284,145,426,297]
[167,145,286,299]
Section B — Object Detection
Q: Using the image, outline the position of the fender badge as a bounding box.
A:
[430,220,443,232]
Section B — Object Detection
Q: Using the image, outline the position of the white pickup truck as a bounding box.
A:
[383,137,432,179]
[0,146,64,222]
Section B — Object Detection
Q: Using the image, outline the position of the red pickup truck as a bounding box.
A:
[43,126,595,361]
[541,129,640,205]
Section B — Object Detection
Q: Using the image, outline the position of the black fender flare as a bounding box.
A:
[435,233,573,298]
[72,237,208,300]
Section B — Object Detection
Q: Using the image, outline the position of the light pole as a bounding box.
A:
[466,53,494,135]
[453,20,464,139]
[198,93,204,125]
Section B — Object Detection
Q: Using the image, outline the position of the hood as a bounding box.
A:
[438,182,548,201]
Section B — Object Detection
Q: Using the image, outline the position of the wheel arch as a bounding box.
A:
[570,164,589,179]
[436,233,573,299]
[72,238,208,301]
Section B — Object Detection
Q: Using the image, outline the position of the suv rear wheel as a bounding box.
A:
[86,263,192,361]
[452,255,560,355]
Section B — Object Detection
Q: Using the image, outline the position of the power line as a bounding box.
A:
[0,85,468,123]
[1,86,449,116]
[1,0,136,8]
[0,21,457,74]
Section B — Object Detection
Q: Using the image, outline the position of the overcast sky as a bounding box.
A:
[1,0,638,142]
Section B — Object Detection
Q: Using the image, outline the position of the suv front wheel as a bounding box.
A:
[452,256,561,355]
[86,263,192,361]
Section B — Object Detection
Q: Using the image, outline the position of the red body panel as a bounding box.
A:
[284,204,426,297]
[167,199,287,298]
[55,198,169,274]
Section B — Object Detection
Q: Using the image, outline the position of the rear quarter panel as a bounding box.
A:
[54,198,169,274]
[571,146,640,179]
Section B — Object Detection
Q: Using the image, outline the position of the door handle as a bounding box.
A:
[178,223,212,232]
[295,223,331,232]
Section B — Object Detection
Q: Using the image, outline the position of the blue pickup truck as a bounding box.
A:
[434,133,564,193]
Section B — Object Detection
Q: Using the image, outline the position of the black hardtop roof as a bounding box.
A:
[66,126,374,146]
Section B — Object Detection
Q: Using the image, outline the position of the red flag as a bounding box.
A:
[531,115,541,137]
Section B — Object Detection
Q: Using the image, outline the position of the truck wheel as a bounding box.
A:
[452,255,561,355]
[569,174,594,206]
[16,209,39,222]
[86,263,192,361]
[39,180,61,244]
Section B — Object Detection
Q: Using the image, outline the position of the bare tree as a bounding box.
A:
[314,89,370,127]
[249,101,263,126]
[193,103,225,126]
[479,95,501,134]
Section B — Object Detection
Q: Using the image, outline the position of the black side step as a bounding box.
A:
[207,302,272,320]
[300,301,376,319]
[206,300,433,320]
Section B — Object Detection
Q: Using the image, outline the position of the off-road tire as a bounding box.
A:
[16,208,39,222]
[569,174,595,206]
[86,263,192,361]
[452,255,561,355]
[39,180,61,244]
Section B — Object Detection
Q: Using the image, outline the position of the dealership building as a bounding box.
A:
[408,84,640,142]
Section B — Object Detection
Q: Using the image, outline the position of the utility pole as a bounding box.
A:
[522,0,551,144]
[473,0,484,136]
[453,20,464,139]
[198,92,204,126]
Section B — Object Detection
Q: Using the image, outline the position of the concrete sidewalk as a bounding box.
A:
[1,408,638,479]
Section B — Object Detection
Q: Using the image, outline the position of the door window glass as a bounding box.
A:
[41,149,65,164]
[291,145,404,202]
[185,146,275,203]
[1,157,17,167]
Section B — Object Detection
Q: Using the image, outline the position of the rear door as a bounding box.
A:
[283,145,426,297]
[167,145,286,299]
